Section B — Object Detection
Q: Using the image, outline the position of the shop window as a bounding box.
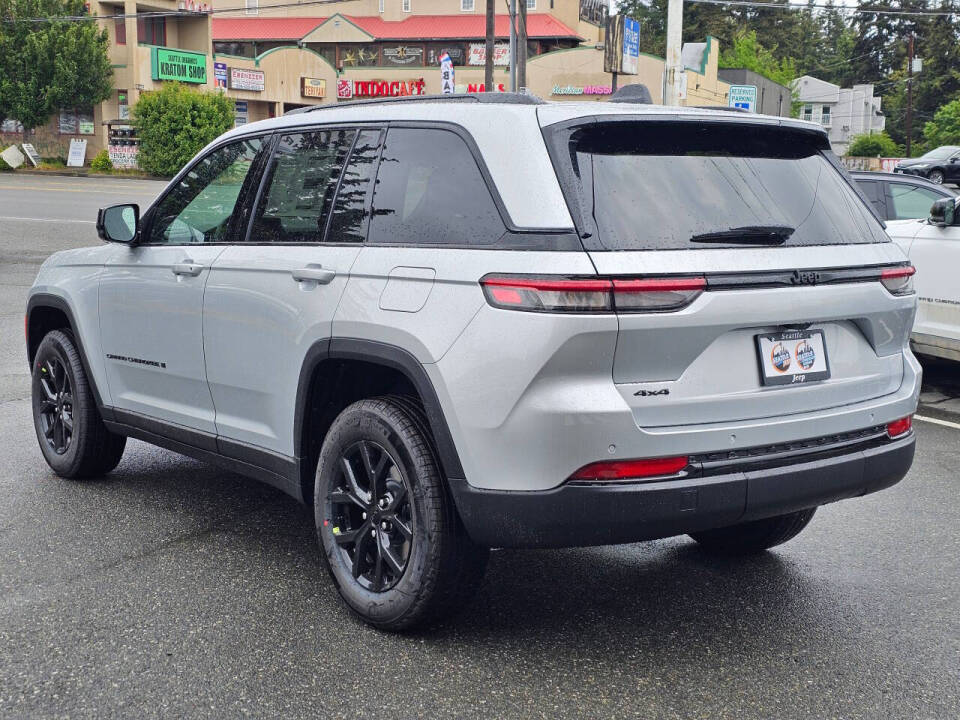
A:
[367,128,505,246]
[250,130,356,244]
[58,108,95,135]
[402,0,411,12]
[526,0,535,8]
[115,17,126,45]
[461,0,474,10]
[137,16,166,46]
[426,44,466,66]
[328,130,383,244]
[379,0,384,12]
[245,0,258,15]
[339,44,378,67]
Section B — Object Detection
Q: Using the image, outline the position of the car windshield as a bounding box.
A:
[921,146,959,160]
[558,121,888,251]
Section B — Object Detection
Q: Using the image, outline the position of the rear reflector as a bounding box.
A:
[886,415,913,438]
[880,266,915,296]
[480,275,705,313]
[569,456,690,482]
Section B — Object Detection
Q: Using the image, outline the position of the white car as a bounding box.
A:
[886,196,960,361]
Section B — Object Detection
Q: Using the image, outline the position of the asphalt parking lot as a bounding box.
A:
[1,174,958,719]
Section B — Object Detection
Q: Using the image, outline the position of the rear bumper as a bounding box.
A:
[449,431,915,548]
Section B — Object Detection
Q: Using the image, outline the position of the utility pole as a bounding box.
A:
[663,0,683,106]
[509,0,517,91]
[517,0,527,91]
[484,0,494,91]
[906,34,914,156]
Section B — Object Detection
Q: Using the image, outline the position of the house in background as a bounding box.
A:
[793,75,885,155]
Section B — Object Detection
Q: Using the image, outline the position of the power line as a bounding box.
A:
[686,0,960,18]
[1,0,356,23]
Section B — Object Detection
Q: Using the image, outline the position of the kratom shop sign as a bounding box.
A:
[151,47,207,84]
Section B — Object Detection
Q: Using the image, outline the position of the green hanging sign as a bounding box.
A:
[150,47,207,84]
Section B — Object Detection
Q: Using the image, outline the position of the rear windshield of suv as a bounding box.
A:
[556,121,888,251]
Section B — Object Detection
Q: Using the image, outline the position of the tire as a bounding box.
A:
[689,508,816,555]
[928,169,945,184]
[31,330,126,479]
[314,396,488,631]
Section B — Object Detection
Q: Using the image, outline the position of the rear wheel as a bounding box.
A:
[315,397,487,631]
[689,508,816,555]
[928,169,945,184]
[31,330,126,478]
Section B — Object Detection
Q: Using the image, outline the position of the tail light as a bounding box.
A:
[569,456,690,482]
[886,415,912,438]
[880,266,915,296]
[480,275,706,313]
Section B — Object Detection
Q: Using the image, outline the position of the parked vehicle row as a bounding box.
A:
[27,97,919,629]
[894,145,960,185]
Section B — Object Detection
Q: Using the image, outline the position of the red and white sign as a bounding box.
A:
[337,78,426,100]
[468,43,510,66]
[229,67,265,92]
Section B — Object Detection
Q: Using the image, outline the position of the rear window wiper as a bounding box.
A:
[689,225,795,245]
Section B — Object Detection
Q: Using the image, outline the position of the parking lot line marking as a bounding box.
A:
[915,414,960,431]
[0,216,95,224]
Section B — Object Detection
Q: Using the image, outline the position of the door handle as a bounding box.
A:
[292,266,337,284]
[172,262,204,277]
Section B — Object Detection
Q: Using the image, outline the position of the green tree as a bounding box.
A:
[719,30,797,87]
[133,83,234,177]
[922,99,960,149]
[0,0,112,131]
[847,131,902,156]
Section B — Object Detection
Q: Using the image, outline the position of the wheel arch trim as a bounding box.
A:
[26,293,111,418]
[294,338,466,483]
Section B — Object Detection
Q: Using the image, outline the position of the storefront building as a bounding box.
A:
[1,0,732,165]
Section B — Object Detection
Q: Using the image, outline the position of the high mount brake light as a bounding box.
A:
[569,456,690,482]
[886,415,913,438]
[880,265,916,296]
[480,276,706,313]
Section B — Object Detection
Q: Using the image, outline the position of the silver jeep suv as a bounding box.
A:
[27,95,920,629]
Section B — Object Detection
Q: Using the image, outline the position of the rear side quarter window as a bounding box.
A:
[366,127,506,246]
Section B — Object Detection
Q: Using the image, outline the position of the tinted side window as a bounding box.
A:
[856,180,887,219]
[890,183,946,220]
[367,128,505,246]
[249,129,355,243]
[148,138,262,244]
[327,129,382,244]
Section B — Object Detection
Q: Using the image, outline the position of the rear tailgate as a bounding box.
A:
[543,115,916,429]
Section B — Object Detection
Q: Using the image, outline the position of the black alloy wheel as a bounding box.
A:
[37,356,74,455]
[325,440,414,592]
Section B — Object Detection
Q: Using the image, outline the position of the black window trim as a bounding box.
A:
[141,120,580,251]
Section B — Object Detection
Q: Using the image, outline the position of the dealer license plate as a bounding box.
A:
[756,329,830,386]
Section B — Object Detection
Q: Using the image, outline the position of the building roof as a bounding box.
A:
[212,13,581,43]
[212,17,326,41]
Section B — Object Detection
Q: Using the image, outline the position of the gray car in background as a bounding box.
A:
[26,96,920,629]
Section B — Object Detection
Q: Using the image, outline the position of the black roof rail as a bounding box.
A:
[286,92,546,115]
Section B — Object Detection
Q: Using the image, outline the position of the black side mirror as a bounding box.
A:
[97,204,139,244]
[929,198,957,226]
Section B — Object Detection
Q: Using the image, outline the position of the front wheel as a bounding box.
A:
[315,397,488,631]
[689,508,816,555]
[928,169,945,184]
[31,330,126,478]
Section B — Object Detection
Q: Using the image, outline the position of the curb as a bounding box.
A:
[16,169,166,181]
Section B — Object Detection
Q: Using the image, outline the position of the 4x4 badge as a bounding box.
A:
[634,388,669,397]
